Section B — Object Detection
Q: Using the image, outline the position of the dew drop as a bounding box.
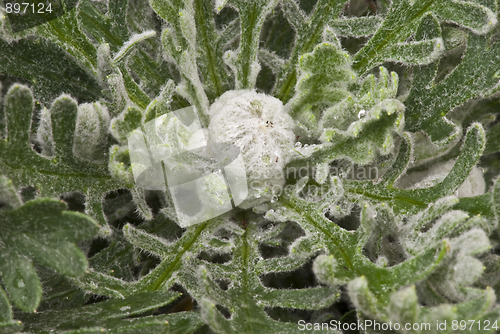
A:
[294,142,302,148]
[176,46,182,52]
[357,109,367,119]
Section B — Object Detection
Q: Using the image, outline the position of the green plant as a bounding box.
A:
[1,0,500,333]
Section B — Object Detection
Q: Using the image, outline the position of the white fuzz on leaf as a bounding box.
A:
[398,160,486,197]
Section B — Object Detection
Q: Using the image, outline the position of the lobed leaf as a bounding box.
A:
[0,198,99,310]
[342,123,486,215]
[405,29,500,143]
[0,85,124,225]
[353,0,497,75]
[152,0,210,124]
[18,292,204,333]
[274,0,349,102]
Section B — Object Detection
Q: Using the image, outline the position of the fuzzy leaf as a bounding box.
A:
[329,16,382,37]
[0,198,98,312]
[379,37,444,65]
[275,0,349,102]
[2,84,34,151]
[0,85,121,226]
[0,253,41,313]
[74,102,110,163]
[29,4,99,71]
[51,95,78,159]
[224,0,280,89]
[0,0,499,332]
[353,0,497,74]
[193,0,231,99]
[493,177,500,224]
[110,106,143,143]
[405,29,500,143]
[0,175,22,210]
[485,122,500,154]
[288,41,355,114]
[0,25,101,102]
[124,221,214,293]
[0,287,12,323]
[188,221,338,334]
[292,99,404,166]
[114,31,157,64]
[18,292,204,333]
[281,194,448,304]
[342,123,486,215]
[152,0,210,123]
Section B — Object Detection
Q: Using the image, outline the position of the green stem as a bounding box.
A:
[237,2,261,89]
[139,222,208,292]
[194,0,224,98]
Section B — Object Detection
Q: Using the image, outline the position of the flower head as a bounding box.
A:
[208,90,296,208]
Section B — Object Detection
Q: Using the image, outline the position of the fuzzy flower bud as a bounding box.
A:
[207,90,295,208]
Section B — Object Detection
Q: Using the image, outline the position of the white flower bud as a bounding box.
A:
[207,90,295,208]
